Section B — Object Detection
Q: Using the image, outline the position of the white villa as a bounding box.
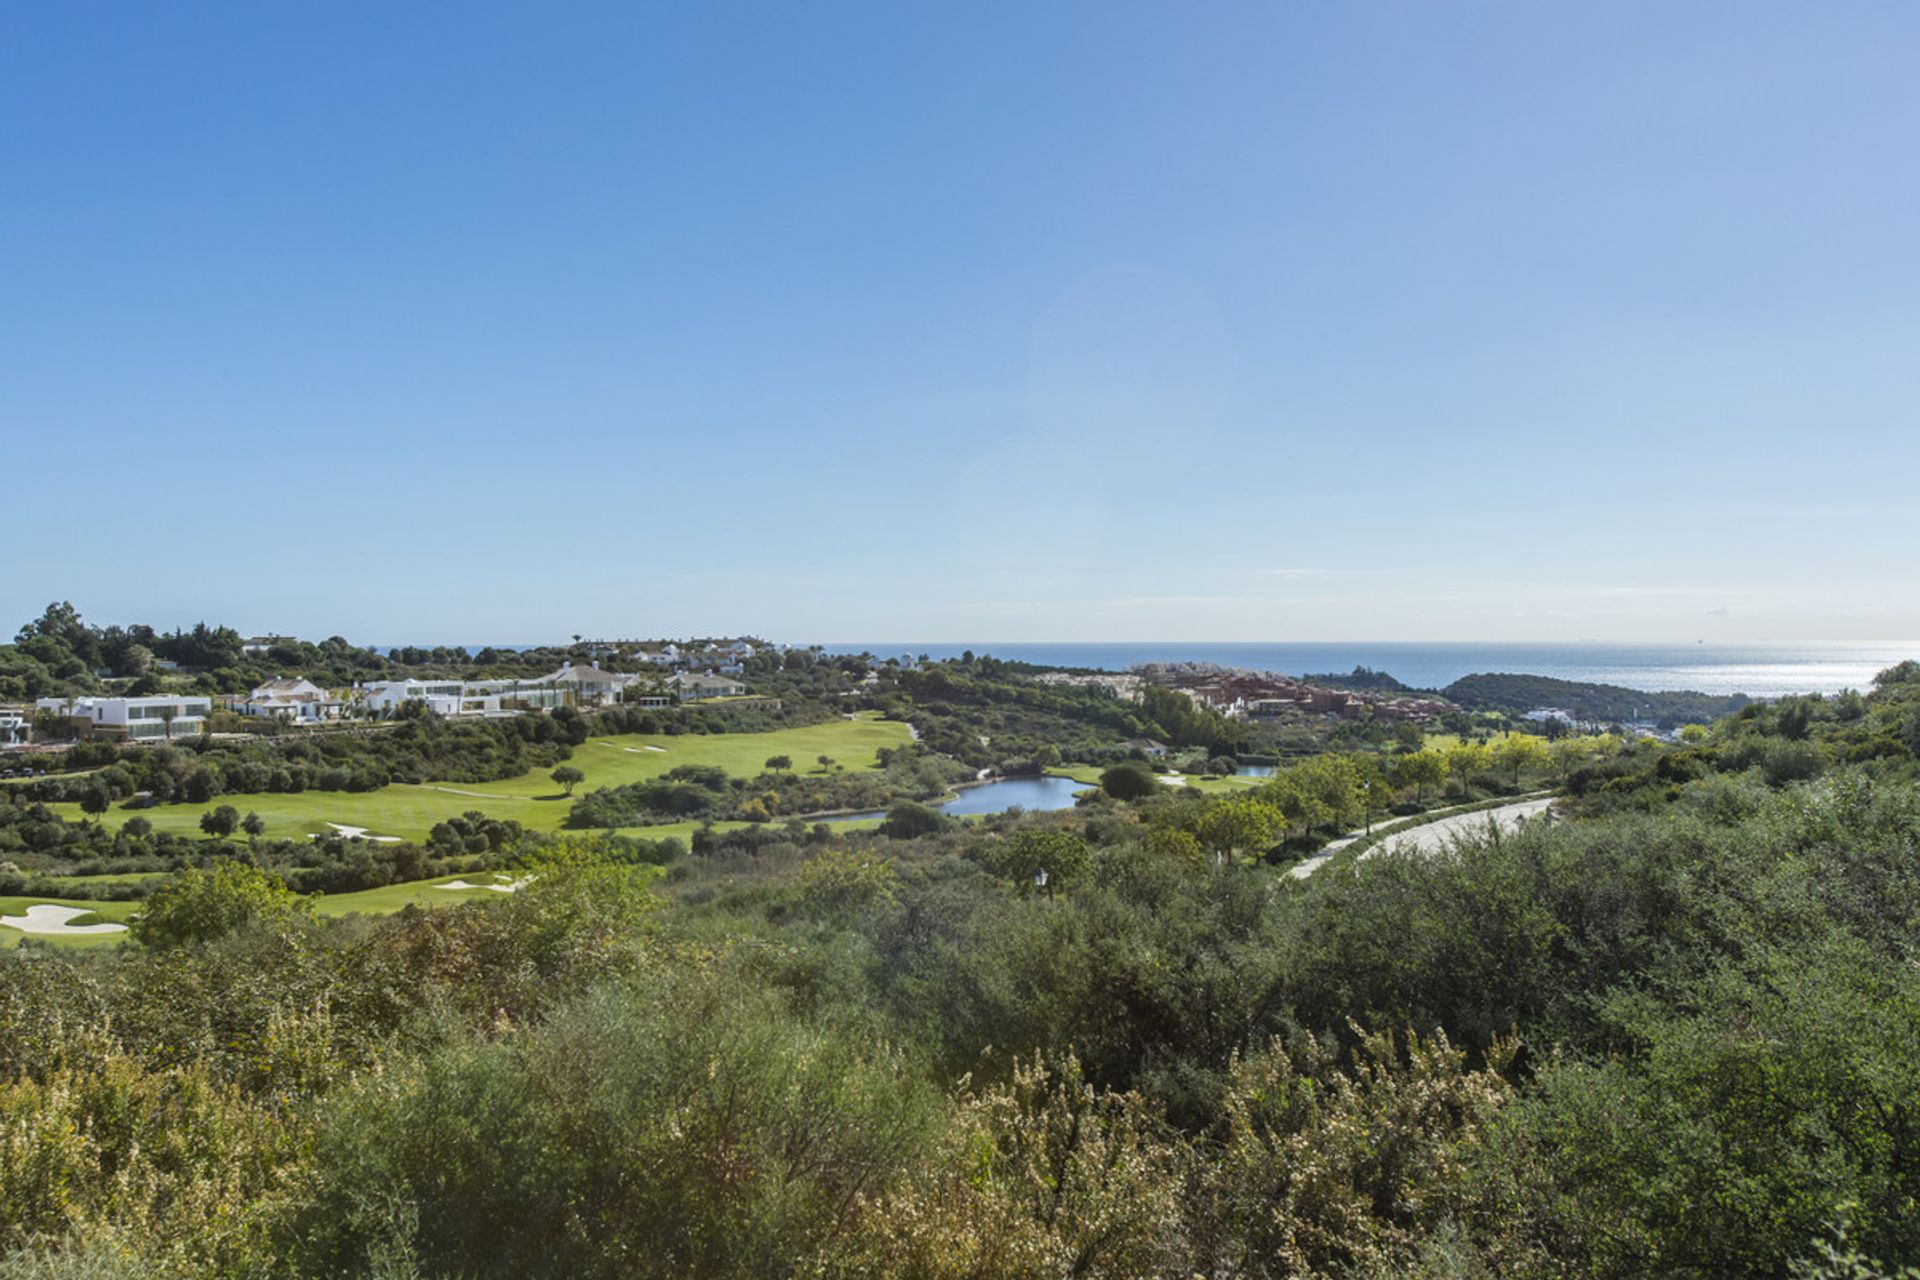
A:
[546,662,637,706]
[36,695,213,741]
[1,709,29,748]
[240,678,342,723]
[358,678,567,718]
[668,672,748,701]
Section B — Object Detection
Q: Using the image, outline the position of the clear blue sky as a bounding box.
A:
[4,2,1917,645]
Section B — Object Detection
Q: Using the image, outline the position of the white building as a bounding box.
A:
[240,678,342,723]
[668,672,748,701]
[1,709,29,748]
[35,695,213,741]
[546,662,637,706]
[358,678,566,718]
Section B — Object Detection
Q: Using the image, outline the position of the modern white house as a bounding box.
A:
[241,635,299,655]
[0,709,29,748]
[546,662,637,706]
[634,645,682,666]
[35,695,213,741]
[668,672,748,701]
[240,678,342,723]
[358,678,566,718]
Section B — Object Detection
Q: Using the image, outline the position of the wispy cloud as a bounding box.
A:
[1258,568,1327,580]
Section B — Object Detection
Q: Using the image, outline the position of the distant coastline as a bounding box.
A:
[818,641,1917,699]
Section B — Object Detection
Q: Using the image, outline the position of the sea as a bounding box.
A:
[820,642,1919,699]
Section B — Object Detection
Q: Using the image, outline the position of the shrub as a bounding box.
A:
[1100,762,1160,801]
[131,861,310,949]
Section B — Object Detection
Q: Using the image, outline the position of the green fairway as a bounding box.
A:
[315,872,535,916]
[47,715,916,845]
[1047,764,1266,795]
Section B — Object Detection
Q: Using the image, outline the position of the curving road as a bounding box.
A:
[1288,796,1556,880]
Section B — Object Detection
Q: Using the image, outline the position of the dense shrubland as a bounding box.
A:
[567,747,975,826]
[3,665,1919,1276]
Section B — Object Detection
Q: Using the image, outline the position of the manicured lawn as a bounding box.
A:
[1177,773,1271,794]
[320,862,679,917]
[315,873,537,916]
[47,715,916,845]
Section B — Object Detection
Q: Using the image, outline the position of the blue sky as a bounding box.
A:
[4,2,1917,645]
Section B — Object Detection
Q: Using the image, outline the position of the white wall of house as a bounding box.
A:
[359,679,565,717]
[34,696,212,740]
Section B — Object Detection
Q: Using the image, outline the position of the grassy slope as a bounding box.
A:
[46,715,914,844]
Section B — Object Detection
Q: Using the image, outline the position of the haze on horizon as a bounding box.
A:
[4,3,1917,646]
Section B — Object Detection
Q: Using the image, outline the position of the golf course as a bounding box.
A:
[42,713,915,844]
[5,716,910,948]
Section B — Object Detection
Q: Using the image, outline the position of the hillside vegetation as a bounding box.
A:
[2,662,1918,1276]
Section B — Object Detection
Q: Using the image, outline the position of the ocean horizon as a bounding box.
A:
[820,641,1920,699]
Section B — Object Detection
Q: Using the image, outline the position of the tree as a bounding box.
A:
[765,755,793,773]
[986,830,1093,894]
[878,802,949,839]
[1394,750,1448,802]
[816,754,836,773]
[1144,825,1205,871]
[1267,776,1331,839]
[1548,736,1591,781]
[1443,740,1490,789]
[1100,762,1159,801]
[1194,795,1283,862]
[1492,733,1550,784]
[132,861,311,948]
[241,811,266,838]
[551,765,586,797]
[199,805,240,838]
[78,783,111,817]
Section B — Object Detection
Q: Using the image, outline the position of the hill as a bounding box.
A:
[1298,665,1414,694]
[1441,671,1750,725]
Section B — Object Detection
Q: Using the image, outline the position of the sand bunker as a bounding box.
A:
[434,875,533,894]
[1,904,128,937]
[315,823,402,843]
[623,745,668,753]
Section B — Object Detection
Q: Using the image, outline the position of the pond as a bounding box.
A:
[1235,764,1276,777]
[831,773,1090,823]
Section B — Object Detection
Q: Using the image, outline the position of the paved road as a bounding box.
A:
[1288,796,1556,880]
